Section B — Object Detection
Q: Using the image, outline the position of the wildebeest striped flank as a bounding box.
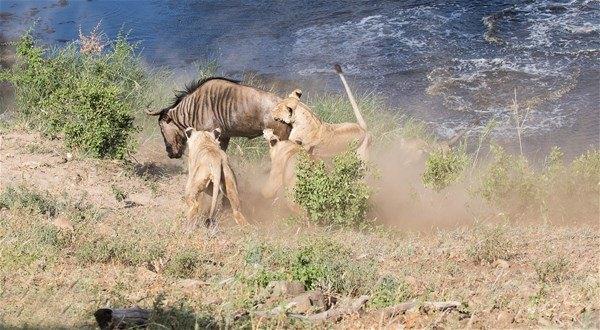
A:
[145,77,291,158]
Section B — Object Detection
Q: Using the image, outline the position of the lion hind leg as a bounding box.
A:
[205,164,222,228]
[185,176,210,231]
[222,162,248,225]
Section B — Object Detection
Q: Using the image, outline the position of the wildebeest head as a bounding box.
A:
[146,107,187,159]
[272,89,302,124]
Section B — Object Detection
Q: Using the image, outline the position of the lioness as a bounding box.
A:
[185,127,248,228]
[261,128,302,210]
[271,66,371,161]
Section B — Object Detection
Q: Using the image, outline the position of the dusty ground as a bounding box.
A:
[0,130,598,328]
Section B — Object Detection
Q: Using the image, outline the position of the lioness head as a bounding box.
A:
[272,89,302,124]
[185,127,221,147]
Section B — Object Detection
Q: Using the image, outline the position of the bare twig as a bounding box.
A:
[512,88,523,156]
[378,300,463,320]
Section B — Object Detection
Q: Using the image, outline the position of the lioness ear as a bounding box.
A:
[212,128,222,140]
[185,127,194,138]
[289,89,302,99]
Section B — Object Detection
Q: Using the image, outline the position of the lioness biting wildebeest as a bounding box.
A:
[145,77,291,158]
[149,65,371,227]
[271,66,372,161]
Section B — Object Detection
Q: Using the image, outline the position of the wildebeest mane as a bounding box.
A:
[167,77,241,110]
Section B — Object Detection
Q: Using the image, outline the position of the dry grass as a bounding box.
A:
[0,131,598,328]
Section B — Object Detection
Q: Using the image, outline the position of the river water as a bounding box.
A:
[1,0,598,157]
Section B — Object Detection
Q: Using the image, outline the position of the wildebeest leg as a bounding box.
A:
[218,136,230,151]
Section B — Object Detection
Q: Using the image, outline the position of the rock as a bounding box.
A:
[496,311,513,324]
[493,259,510,269]
[286,290,329,314]
[265,280,305,298]
[66,152,73,161]
[207,297,223,306]
[52,216,74,231]
[178,279,205,292]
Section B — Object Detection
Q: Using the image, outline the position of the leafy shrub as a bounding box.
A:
[478,145,541,214]
[149,294,216,329]
[477,146,599,221]
[242,238,376,296]
[165,249,201,278]
[368,275,413,309]
[2,29,145,158]
[422,146,470,191]
[535,256,569,284]
[293,149,370,227]
[0,185,59,217]
[570,149,600,194]
[289,238,375,294]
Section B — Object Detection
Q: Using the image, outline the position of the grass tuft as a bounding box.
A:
[467,223,515,263]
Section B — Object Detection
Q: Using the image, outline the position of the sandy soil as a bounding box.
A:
[0,130,598,328]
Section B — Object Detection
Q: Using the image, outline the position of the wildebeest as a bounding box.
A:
[145,77,291,158]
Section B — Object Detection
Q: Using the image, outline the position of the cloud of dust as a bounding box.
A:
[368,139,481,231]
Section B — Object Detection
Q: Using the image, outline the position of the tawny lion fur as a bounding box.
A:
[271,89,372,161]
[261,129,302,211]
[185,128,247,227]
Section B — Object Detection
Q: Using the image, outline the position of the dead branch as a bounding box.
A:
[254,295,370,323]
[94,307,150,330]
[301,295,370,323]
[380,300,462,319]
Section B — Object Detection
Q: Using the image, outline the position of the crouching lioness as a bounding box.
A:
[271,65,371,161]
[185,127,248,228]
[261,129,302,210]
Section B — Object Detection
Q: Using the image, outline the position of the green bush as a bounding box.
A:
[149,294,216,329]
[422,146,470,191]
[535,256,569,284]
[289,239,375,294]
[466,224,515,263]
[242,238,376,296]
[293,149,370,227]
[0,185,59,217]
[478,145,541,213]
[2,30,145,159]
[165,249,201,279]
[570,149,600,194]
[368,275,413,309]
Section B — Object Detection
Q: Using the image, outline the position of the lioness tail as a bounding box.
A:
[334,64,367,130]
